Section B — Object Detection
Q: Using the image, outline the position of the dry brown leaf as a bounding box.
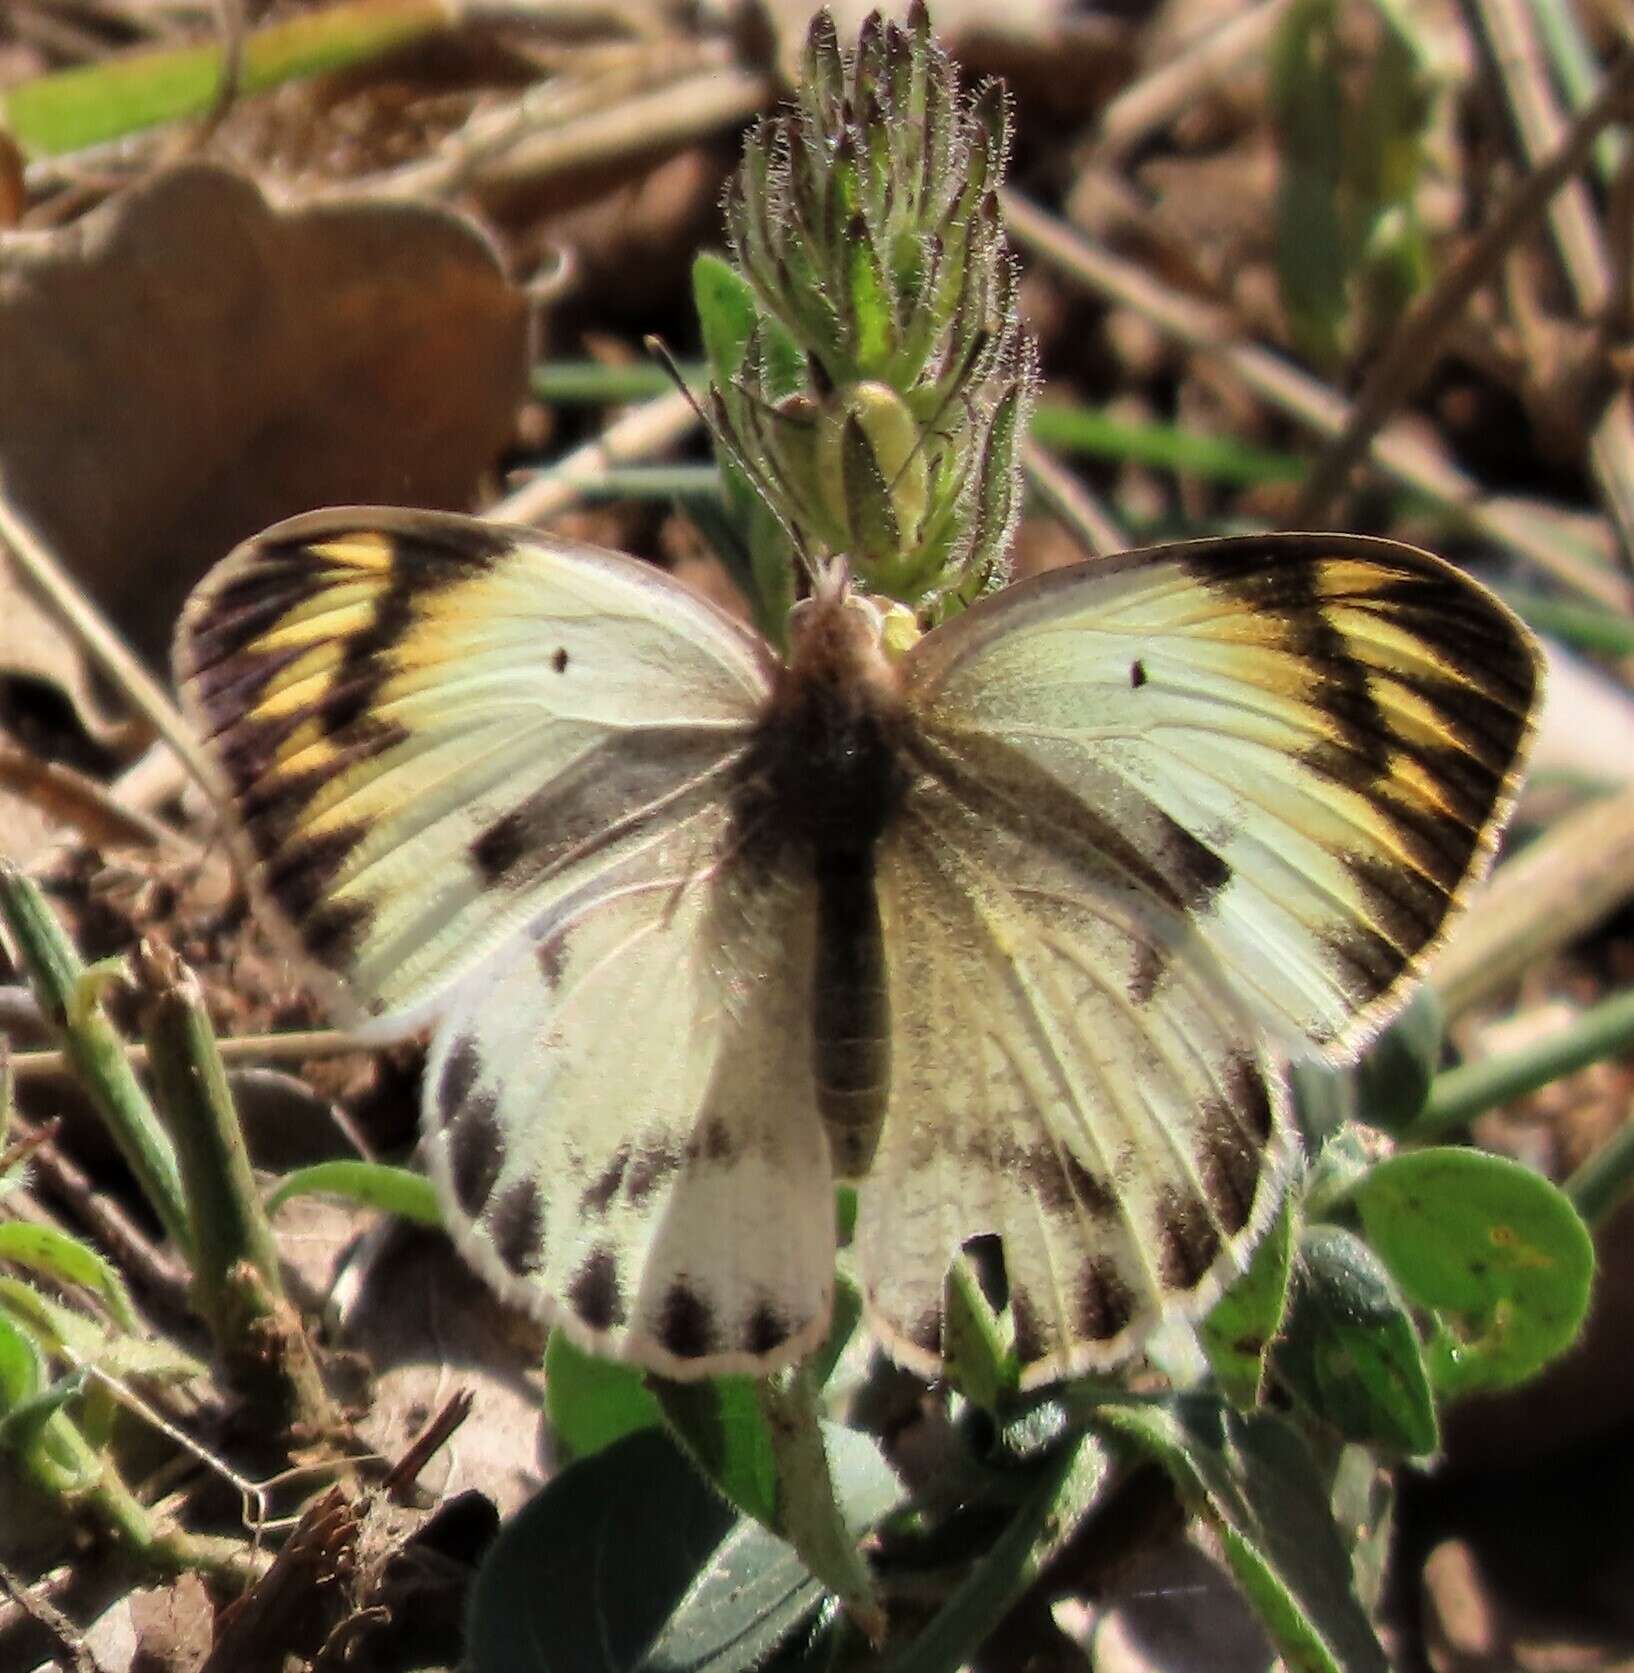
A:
[0,554,128,747]
[0,160,529,665]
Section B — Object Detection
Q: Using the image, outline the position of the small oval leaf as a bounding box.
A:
[1273,1225,1438,1456]
[1349,1149,1594,1397]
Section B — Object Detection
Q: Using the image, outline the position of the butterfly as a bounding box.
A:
[173,510,1540,1388]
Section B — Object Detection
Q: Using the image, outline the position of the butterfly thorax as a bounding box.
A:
[734,586,913,1179]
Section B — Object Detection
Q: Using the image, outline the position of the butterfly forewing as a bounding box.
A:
[901,535,1541,1059]
[174,508,774,1026]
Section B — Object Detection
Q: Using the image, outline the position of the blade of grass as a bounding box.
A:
[1498,587,1634,655]
[0,866,190,1255]
[1430,781,1634,1016]
[1,0,455,158]
[1565,1115,1634,1226]
[1411,986,1634,1140]
[1002,187,1633,608]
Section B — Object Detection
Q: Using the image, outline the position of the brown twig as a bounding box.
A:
[11,1026,371,1082]
[1024,444,1130,558]
[0,1560,102,1673]
[1002,187,1634,607]
[1096,0,1294,160]
[0,488,217,795]
[1430,777,1634,1016]
[1469,0,1634,568]
[0,743,199,856]
[1295,44,1634,524]
[489,388,702,525]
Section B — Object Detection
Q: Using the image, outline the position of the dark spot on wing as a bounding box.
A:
[1153,1189,1222,1291]
[568,1246,625,1330]
[686,1116,734,1163]
[552,647,570,673]
[537,933,566,990]
[744,1301,791,1356]
[626,1140,682,1207]
[299,899,371,968]
[1076,1260,1136,1341]
[658,1283,718,1360]
[1225,1053,1275,1145]
[447,1092,503,1218]
[579,1146,630,1217]
[439,1036,481,1124]
[471,811,529,883]
[1128,939,1166,1006]
[1196,1099,1262,1235]
[1010,1290,1045,1365]
[1021,1143,1115,1218]
[489,1180,545,1276]
[910,731,1231,917]
[906,1305,942,1356]
[1130,659,1148,688]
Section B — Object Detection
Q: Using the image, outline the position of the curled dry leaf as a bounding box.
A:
[0,160,529,666]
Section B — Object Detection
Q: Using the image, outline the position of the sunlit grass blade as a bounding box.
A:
[2,0,453,158]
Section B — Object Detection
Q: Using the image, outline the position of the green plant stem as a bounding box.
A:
[531,362,695,404]
[1412,986,1634,1139]
[1531,0,1625,184]
[1499,587,1634,655]
[1,0,454,157]
[0,866,190,1255]
[134,941,333,1435]
[1565,1117,1634,1226]
[883,1434,1108,1673]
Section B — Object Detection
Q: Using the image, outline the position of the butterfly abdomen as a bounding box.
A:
[814,855,890,1179]
[741,585,916,1178]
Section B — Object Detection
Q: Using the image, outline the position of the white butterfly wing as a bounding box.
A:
[899,535,1541,1057]
[173,508,774,1025]
[859,773,1290,1387]
[424,825,836,1377]
[856,535,1535,1384]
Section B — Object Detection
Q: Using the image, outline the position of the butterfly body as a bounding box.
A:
[176,511,1540,1386]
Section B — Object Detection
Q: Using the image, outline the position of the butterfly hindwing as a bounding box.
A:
[173,507,775,1025]
[425,823,836,1377]
[901,534,1540,1058]
[861,770,1290,1387]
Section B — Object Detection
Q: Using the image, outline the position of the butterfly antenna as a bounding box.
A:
[644,334,823,592]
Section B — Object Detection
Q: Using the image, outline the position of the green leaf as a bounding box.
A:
[467,1428,743,1673]
[655,1374,893,1630]
[1086,1396,1390,1673]
[1201,1193,1295,1407]
[0,1276,106,1360]
[545,1330,662,1462]
[653,1375,781,1530]
[263,1159,440,1224]
[1273,1225,1438,1455]
[942,1253,1017,1412]
[1347,1149,1594,1396]
[1351,987,1442,1132]
[694,254,760,386]
[0,1309,44,1412]
[1271,0,1349,367]
[883,1433,1110,1673]
[0,1221,140,1332]
[468,1423,900,1673]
